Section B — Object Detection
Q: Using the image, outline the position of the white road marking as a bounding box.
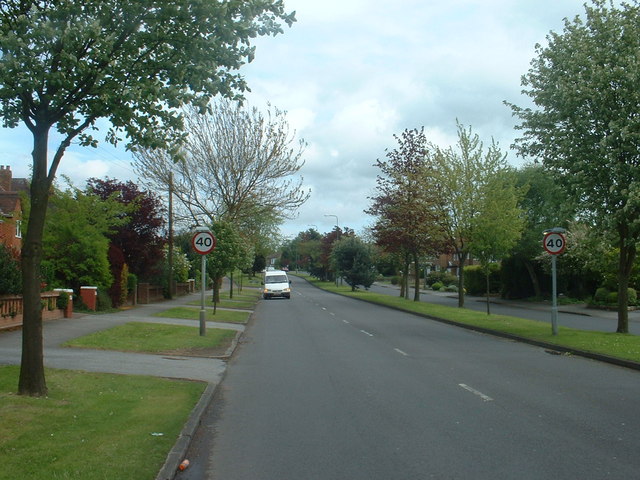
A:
[329,312,335,316]
[322,307,327,311]
[343,320,350,324]
[459,384,493,402]
[394,348,409,357]
[360,329,374,337]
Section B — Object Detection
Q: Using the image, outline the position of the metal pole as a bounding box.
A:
[200,254,206,336]
[551,254,558,336]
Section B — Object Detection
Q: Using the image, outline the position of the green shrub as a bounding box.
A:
[607,291,618,304]
[628,288,637,306]
[426,271,457,287]
[594,287,609,303]
[390,276,400,286]
[444,284,458,292]
[431,281,444,291]
[56,291,70,310]
[464,265,485,295]
[96,289,113,311]
[464,263,501,295]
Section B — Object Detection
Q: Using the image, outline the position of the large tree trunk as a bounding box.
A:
[617,234,635,334]
[18,128,52,397]
[413,253,420,302]
[457,250,466,308]
[523,259,542,298]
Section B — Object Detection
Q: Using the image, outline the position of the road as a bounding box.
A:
[179,276,640,479]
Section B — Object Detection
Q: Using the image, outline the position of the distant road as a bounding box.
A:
[182,276,640,479]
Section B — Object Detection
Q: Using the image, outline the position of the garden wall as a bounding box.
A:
[0,291,72,330]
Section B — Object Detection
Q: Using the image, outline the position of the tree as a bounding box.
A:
[469,169,526,314]
[0,0,295,396]
[207,220,247,310]
[132,99,309,231]
[508,0,640,333]
[39,185,126,293]
[0,244,21,294]
[433,121,512,308]
[87,178,166,282]
[366,128,445,301]
[331,236,377,291]
[502,165,575,299]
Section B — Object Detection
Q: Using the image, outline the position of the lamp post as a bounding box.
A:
[324,214,339,285]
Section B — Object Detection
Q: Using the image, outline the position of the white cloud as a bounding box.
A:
[0,0,589,237]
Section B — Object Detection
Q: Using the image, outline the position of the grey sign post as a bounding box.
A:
[543,228,567,335]
[191,227,216,336]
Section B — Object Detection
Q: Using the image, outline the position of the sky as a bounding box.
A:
[0,0,588,239]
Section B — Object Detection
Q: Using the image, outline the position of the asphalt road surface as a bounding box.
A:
[179,276,640,479]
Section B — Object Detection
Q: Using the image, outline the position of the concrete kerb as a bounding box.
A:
[155,382,219,480]
[308,280,640,372]
[154,299,253,480]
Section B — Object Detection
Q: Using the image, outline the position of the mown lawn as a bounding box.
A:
[63,322,237,356]
[0,366,205,480]
[153,306,251,324]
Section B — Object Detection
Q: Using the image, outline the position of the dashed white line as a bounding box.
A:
[342,320,350,324]
[459,384,493,402]
[360,329,374,337]
[394,348,409,357]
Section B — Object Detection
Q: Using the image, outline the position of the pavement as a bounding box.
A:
[0,289,250,480]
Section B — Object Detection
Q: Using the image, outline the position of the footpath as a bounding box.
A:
[0,290,248,480]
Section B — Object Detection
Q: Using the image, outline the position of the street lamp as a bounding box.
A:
[324,214,340,285]
[324,214,339,233]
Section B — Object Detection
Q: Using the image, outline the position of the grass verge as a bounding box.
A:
[300,276,640,364]
[0,365,205,480]
[63,322,237,357]
[153,306,250,324]
[187,298,257,310]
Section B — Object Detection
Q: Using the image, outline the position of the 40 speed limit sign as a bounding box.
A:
[191,230,216,255]
[543,232,566,255]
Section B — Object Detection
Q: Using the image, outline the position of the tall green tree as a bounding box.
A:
[0,0,295,396]
[331,236,377,292]
[40,185,127,292]
[469,169,526,314]
[207,221,246,309]
[508,0,640,333]
[433,121,512,308]
[503,165,575,299]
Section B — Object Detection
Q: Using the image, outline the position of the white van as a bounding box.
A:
[262,270,291,299]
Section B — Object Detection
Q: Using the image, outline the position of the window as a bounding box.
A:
[15,220,21,239]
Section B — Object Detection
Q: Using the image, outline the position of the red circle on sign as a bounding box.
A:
[191,231,216,255]
[543,232,566,255]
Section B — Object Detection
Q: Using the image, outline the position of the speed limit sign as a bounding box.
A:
[543,232,566,255]
[191,230,216,255]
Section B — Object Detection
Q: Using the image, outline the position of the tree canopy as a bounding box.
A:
[0,0,296,396]
[509,0,640,332]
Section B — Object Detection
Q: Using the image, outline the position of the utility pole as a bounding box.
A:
[167,171,174,299]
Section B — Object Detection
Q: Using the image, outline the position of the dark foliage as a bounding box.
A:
[87,178,166,282]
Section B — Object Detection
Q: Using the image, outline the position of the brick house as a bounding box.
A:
[0,165,28,254]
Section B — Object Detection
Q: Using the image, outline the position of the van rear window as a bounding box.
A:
[265,275,288,284]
